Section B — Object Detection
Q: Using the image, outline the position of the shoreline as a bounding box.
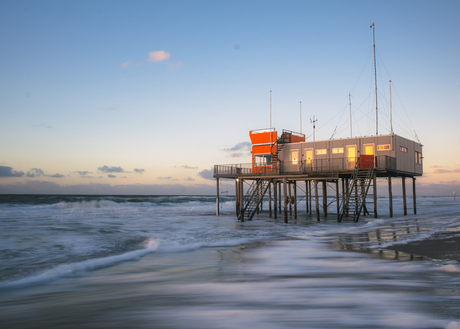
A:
[385,232,460,263]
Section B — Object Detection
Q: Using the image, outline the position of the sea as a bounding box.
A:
[0,194,459,329]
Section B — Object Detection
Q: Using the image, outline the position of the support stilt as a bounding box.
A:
[388,177,393,217]
[322,181,327,217]
[305,181,309,214]
[402,177,407,216]
[336,179,340,220]
[216,178,220,216]
[413,177,417,215]
[269,181,272,217]
[294,181,297,219]
[373,174,378,218]
[274,181,277,219]
[283,177,288,223]
[289,181,292,217]
[315,180,320,221]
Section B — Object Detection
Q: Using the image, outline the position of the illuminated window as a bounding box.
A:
[332,147,344,154]
[400,146,408,153]
[315,149,327,155]
[378,144,390,151]
[364,144,374,155]
[415,151,422,165]
[291,150,298,165]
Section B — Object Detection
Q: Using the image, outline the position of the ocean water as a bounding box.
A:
[0,194,459,329]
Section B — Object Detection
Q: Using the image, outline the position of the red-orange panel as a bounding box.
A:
[249,131,277,144]
[252,144,274,155]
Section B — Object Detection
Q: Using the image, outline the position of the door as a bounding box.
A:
[347,145,357,170]
[304,149,313,171]
[363,144,374,155]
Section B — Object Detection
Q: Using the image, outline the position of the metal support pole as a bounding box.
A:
[283,177,288,223]
[240,179,244,222]
[413,177,417,215]
[402,177,407,216]
[388,177,393,217]
[279,183,282,214]
[274,180,277,219]
[315,180,320,221]
[305,180,309,214]
[336,179,340,220]
[294,181,297,219]
[309,180,312,214]
[235,179,239,217]
[322,181,327,217]
[373,174,378,218]
[289,181,292,217]
[216,178,220,216]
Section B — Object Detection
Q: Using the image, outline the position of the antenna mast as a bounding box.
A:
[310,115,318,141]
[389,80,393,134]
[349,92,352,138]
[300,101,302,134]
[371,23,378,135]
[270,90,272,146]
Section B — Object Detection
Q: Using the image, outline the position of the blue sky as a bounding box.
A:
[1,0,459,195]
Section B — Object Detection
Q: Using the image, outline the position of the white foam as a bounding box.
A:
[0,238,160,289]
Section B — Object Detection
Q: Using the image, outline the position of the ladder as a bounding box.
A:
[239,178,271,221]
[338,158,375,223]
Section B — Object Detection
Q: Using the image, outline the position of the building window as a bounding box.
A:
[332,147,344,154]
[378,144,390,151]
[415,151,422,165]
[254,154,272,166]
[291,150,299,165]
[400,146,408,153]
[316,149,327,155]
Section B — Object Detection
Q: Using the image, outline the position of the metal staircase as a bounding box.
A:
[239,178,271,221]
[338,158,375,223]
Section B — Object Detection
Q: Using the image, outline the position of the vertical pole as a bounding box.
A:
[279,183,282,214]
[283,177,288,223]
[402,177,407,216]
[274,181,277,219]
[315,180,320,221]
[309,180,312,214]
[289,181,292,217]
[269,181,272,218]
[336,179,340,220]
[388,177,393,217]
[305,181,309,214]
[216,178,220,216]
[240,179,244,222]
[413,177,417,215]
[294,181,297,219]
[235,179,239,217]
[345,177,349,217]
[373,174,378,218]
[322,181,328,217]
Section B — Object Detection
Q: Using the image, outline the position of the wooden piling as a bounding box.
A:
[288,181,292,217]
[235,179,239,217]
[315,180,320,221]
[402,176,407,216]
[388,177,393,218]
[294,181,297,219]
[240,178,244,222]
[216,178,220,216]
[279,183,282,214]
[268,180,272,217]
[373,174,378,218]
[283,177,288,223]
[336,179,340,220]
[274,180,277,219]
[322,181,327,217]
[305,180,309,214]
[412,177,417,215]
[309,180,312,214]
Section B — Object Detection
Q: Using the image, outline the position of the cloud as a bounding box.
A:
[184,177,195,181]
[173,165,198,170]
[228,152,245,158]
[37,123,53,129]
[134,168,145,174]
[198,168,214,180]
[147,50,170,62]
[108,174,117,178]
[157,176,172,180]
[432,167,460,174]
[25,168,64,178]
[168,61,184,70]
[224,142,252,152]
[98,165,126,173]
[0,166,24,177]
[121,60,131,68]
[74,171,91,176]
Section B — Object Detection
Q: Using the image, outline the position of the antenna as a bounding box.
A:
[310,115,318,141]
[349,92,352,138]
[270,90,272,147]
[389,80,393,134]
[300,101,302,134]
[371,23,378,135]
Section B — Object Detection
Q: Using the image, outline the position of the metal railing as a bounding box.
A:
[214,155,397,177]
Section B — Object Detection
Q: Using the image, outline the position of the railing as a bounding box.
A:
[214,155,397,177]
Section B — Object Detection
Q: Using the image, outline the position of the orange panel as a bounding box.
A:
[249,131,277,145]
[360,155,374,169]
[291,135,305,143]
[252,144,274,155]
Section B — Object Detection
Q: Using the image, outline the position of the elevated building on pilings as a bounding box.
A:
[213,128,423,223]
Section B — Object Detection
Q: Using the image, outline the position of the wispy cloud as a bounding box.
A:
[0,166,24,177]
[184,177,195,181]
[224,142,252,152]
[108,174,117,178]
[432,167,460,174]
[134,168,145,174]
[121,50,183,69]
[98,165,126,173]
[26,168,64,178]
[172,165,198,170]
[147,50,170,62]
[228,152,245,158]
[157,176,172,180]
[197,168,214,180]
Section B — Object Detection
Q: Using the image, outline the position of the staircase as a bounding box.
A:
[338,157,375,223]
[270,131,291,173]
[239,178,271,221]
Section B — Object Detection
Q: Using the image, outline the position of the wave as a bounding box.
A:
[0,238,159,289]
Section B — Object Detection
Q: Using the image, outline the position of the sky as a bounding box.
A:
[0,0,459,195]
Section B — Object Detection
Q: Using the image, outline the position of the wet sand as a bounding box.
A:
[386,232,460,263]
